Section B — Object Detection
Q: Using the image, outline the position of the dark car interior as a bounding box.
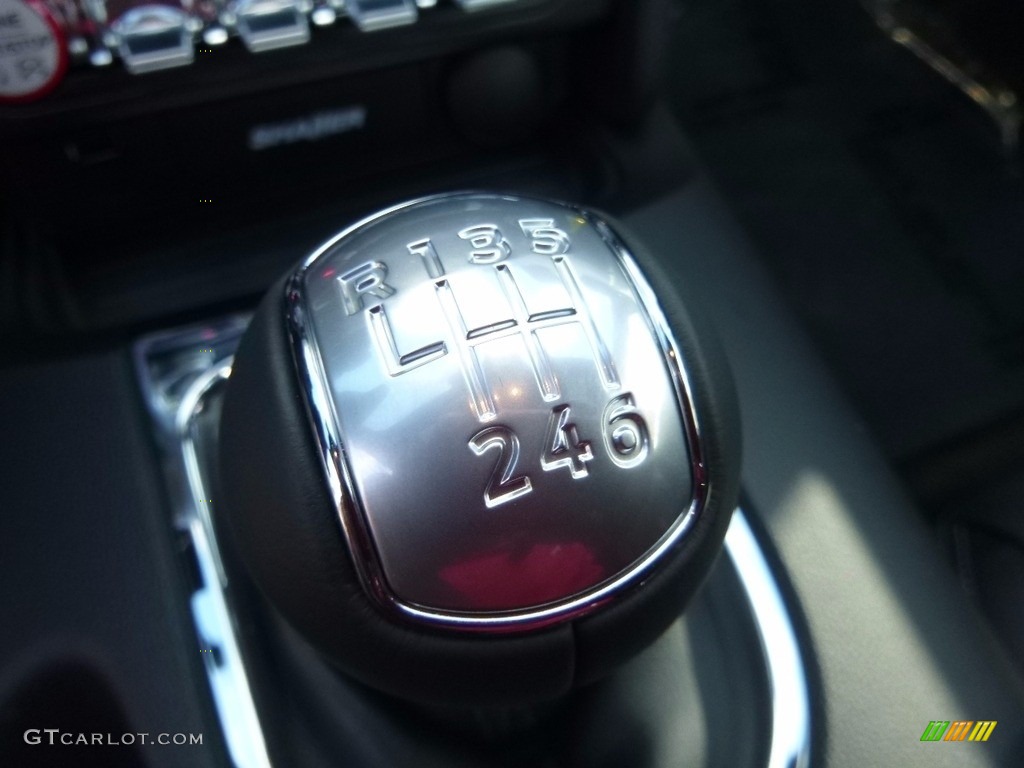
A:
[2,0,1023,766]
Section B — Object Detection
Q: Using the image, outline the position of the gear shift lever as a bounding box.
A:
[219,193,740,706]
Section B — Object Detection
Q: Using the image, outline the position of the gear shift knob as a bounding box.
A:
[219,193,740,705]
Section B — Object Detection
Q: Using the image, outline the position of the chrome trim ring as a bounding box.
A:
[285,193,710,631]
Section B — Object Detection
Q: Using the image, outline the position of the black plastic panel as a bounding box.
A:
[0,351,226,767]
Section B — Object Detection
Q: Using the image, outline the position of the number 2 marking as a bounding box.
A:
[468,426,533,508]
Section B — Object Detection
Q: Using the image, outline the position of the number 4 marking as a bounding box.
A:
[541,405,594,479]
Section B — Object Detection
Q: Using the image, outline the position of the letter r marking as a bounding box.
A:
[338,261,396,316]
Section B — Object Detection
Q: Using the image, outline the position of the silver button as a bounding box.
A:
[287,194,703,630]
[344,0,417,32]
[111,5,194,74]
[233,0,310,53]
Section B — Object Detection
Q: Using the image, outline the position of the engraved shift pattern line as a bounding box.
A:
[433,260,617,420]
[369,253,619,423]
[430,269,581,419]
[368,304,447,376]
[446,264,582,418]
[435,280,498,421]
[495,264,562,402]
[552,255,620,389]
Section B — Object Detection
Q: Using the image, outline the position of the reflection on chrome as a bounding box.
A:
[726,509,812,768]
[179,367,271,768]
[135,320,272,768]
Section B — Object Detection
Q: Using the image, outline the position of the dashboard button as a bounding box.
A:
[233,0,310,52]
[109,5,194,73]
[345,0,416,32]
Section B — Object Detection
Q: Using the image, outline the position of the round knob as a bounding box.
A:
[219,193,740,705]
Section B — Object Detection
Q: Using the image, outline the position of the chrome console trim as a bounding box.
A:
[178,366,272,768]
[726,508,812,768]
[134,318,272,768]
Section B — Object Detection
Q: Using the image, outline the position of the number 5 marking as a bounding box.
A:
[469,426,533,508]
[519,218,571,255]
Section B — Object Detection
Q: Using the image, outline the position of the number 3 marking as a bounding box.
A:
[468,426,533,508]
[459,224,512,264]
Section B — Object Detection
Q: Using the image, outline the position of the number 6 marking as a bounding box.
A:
[469,426,533,508]
[602,393,650,468]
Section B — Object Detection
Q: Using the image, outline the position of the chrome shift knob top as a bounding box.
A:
[294,195,701,626]
[220,193,740,705]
